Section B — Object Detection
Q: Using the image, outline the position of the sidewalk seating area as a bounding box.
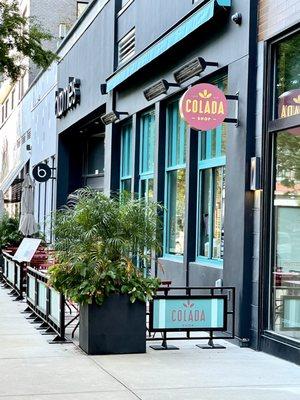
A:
[0,284,299,400]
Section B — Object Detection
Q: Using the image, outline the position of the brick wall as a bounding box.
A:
[258,0,300,41]
[29,0,92,83]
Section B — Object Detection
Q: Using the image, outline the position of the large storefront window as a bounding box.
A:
[165,100,187,256]
[276,31,300,119]
[120,121,132,192]
[197,75,227,265]
[140,109,155,202]
[271,130,300,340]
[268,30,300,343]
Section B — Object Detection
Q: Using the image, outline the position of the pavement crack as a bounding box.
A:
[88,356,143,400]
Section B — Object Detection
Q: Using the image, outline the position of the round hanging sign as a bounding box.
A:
[179,83,228,131]
[32,163,52,183]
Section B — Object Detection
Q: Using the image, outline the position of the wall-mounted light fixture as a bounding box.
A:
[100,83,107,95]
[143,79,179,101]
[250,157,261,191]
[174,57,218,85]
[231,12,242,25]
[101,111,129,125]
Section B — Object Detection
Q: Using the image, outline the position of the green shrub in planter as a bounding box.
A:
[0,215,24,251]
[49,189,162,354]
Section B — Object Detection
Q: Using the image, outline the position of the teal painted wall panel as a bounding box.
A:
[107,0,231,91]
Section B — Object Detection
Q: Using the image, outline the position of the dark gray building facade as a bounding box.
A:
[105,0,258,349]
[54,0,300,364]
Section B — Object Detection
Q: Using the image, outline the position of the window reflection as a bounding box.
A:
[165,100,187,256]
[199,169,211,257]
[276,31,300,120]
[213,167,225,259]
[167,169,186,256]
[272,130,300,340]
[198,166,225,259]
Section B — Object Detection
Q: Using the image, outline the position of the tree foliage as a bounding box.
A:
[277,31,300,96]
[276,131,300,190]
[49,189,163,305]
[0,0,57,81]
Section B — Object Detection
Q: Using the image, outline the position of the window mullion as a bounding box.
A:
[172,103,177,166]
[179,119,185,164]
[209,168,214,259]
[144,116,149,173]
[216,126,222,157]
[206,130,212,159]
[197,169,203,258]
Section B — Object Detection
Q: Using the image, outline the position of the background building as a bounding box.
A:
[55,0,112,206]
[0,0,91,225]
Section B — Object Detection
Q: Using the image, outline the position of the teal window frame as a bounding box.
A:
[138,109,156,275]
[139,109,155,201]
[196,75,227,268]
[164,99,187,260]
[120,120,133,192]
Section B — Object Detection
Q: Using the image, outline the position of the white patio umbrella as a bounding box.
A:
[0,190,4,219]
[19,174,38,236]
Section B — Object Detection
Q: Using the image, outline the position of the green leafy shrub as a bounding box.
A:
[49,189,162,305]
[0,215,24,250]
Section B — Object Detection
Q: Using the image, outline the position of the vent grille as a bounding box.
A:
[118,28,135,66]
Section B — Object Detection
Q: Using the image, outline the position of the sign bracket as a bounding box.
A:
[224,92,239,127]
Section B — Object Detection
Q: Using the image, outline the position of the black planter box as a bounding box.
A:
[79,294,146,355]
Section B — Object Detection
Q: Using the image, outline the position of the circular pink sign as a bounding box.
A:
[179,83,228,131]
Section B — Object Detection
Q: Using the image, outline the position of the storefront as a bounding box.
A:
[55,0,115,207]
[52,0,298,362]
[260,27,300,364]
[104,0,258,345]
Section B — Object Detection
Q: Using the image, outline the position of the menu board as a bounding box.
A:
[13,238,41,262]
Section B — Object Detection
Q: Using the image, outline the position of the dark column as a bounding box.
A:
[56,137,70,208]
[183,128,199,286]
[131,114,140,195]
[153,102,166,205]
[223,56,256,346]
[153,101,166,276]
[107,123,121,195]
[105,91,121,196]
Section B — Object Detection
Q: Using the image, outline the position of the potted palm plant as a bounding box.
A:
[49,189,162,355]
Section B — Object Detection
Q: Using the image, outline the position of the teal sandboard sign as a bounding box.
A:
[150,295,227,332]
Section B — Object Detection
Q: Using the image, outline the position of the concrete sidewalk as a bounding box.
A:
[0,286,299,400]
